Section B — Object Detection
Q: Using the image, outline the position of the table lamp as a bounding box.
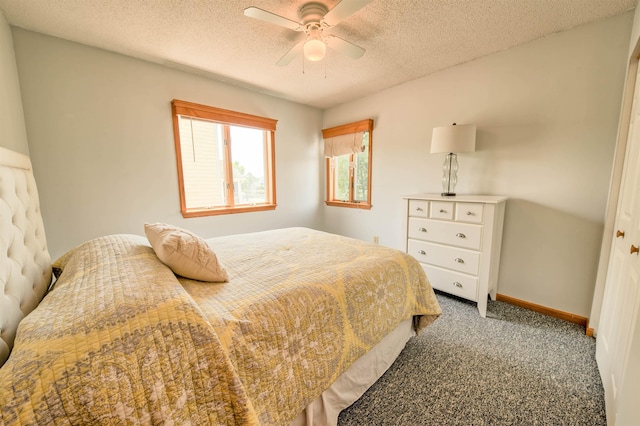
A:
[430,123,476,196]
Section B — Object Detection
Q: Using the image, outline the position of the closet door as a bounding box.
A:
[596,64,640,425]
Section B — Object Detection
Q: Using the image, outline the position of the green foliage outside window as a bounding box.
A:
[335,155,350,201]
[354,133,369,202]
[333,132,369,203]
[233,161,265,204]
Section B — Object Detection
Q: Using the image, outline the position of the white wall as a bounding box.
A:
[322,12,633,317]
[629,5,640,58]
[0,11,28,154]
[13,29,324,259]
[591,5,640,333]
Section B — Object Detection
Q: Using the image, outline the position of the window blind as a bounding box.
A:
[324,131,366,157]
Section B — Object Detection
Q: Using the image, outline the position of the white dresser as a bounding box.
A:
[403,194,507,317]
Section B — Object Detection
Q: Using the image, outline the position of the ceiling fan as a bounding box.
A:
[244,0,373,66]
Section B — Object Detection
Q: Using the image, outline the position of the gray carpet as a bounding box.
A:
[338,292,606,425]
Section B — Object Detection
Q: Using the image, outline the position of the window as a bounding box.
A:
[322,119,373,209]
[171,99,277,217]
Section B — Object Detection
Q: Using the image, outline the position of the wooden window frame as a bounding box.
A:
[322,119,373,209]
[171,99,277,218]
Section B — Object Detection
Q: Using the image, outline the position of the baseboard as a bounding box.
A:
[585,319,594,337]
[496,293,589,329]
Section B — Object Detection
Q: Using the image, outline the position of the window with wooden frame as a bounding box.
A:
[322,119,373,209]
[171,99,277,218]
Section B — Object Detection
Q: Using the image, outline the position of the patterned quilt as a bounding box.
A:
[0,228,440,425]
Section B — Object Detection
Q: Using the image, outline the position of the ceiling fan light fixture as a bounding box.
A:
[245,0,373,66]
[303,38,326,61]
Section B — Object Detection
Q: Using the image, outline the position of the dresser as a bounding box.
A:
[403,194,507,317]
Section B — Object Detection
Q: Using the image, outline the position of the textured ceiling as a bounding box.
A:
[0,0,636,109]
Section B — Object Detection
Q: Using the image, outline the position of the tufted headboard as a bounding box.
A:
[0,146,51,367]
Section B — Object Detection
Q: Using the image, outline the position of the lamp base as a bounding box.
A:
[441,153,459,196]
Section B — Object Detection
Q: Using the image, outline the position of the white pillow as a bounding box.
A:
[144,223,228,282]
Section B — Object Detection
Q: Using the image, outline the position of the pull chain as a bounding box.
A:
[324,55,327,79]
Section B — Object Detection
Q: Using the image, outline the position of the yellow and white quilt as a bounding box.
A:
[0,228,440,425]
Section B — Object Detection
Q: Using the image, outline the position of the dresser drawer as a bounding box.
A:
[430,201,454,220]
[408,218,482,250]
[455,203,484,224]
[421,264,478,301]
[408,239,480,275]
[408,200,429,217]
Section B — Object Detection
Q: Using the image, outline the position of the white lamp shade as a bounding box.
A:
[304,39,326,61]
[430,124,476,154]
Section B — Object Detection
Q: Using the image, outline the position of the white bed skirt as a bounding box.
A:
[291,319,415,426]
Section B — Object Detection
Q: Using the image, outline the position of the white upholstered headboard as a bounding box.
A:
[0,146,51,367]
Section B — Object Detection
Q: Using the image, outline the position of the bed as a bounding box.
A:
[0,146,441,425]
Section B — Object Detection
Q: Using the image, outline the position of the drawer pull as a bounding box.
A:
[455,233,466,239]
[617,230,625,238]
[632,245,639,255]
[440,209,447,213]
[466,211,475,216]
[418,250,426,255]
[454,258,465,264]
[453,282,463,288]
[416,207,423,211]
[419,227,427,232]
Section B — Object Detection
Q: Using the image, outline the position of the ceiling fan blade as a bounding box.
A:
[276,40,305,66]
[323,0,373,26]
[244,7,302,31]
[327,36,365,59]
